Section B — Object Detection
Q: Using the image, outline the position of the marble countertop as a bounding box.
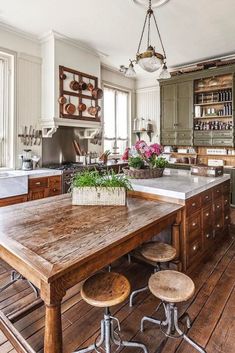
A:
[131,168,230,200]
[0,168,63,179]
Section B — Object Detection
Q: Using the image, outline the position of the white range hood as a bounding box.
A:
[40,31,103,137]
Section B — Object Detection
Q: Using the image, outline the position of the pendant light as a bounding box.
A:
[125,60,137,77]
[121,0,170,79]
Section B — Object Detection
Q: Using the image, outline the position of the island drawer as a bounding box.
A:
[201,190,212,206]
[223,181,230,195]
[49,176,62,196]
[188,211,201,234]
[186,195,201,216]
[214,197,223,217]
[213,185,223,199]
[202,206,213,230]
[29,177,49,189]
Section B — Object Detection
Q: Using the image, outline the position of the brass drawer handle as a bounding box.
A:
[53,188,57,192]
[225,215,229,220]
[216,189,220,193]
[217,224,220,228]
[205,195,209,199]
[205,213,209,217]
[206,233,210,238]
[216,205,220,209]
[35,182,41,185]
[192,202,196,207]
[224,199,228,204]
[193,245,197,251]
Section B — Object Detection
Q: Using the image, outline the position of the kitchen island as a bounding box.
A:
[130,168,231,271]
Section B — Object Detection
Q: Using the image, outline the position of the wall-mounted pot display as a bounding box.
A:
[65,97,76,115]
[92,88,103,99]
[70,75,80,91]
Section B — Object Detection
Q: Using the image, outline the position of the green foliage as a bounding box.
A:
[128,156,145,169]
[151,157,168,169]
[72,170,133,190]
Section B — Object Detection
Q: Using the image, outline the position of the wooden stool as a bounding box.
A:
[74,272,148,353]
[141,270,206,353]
[129,242,176,307]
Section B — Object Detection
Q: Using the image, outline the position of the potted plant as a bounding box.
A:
[71,170,132,206]
[123,140,168,179]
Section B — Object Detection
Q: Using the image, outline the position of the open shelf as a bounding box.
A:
[194,86,232,94]
[194,115,232,119]
[194,101,232,106]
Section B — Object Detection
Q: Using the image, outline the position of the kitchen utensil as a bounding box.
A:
[74,140,82,155]
[79,81,88,90]
[87,80,94,92]
[92,88,103,99]
[88,105,97,116]
[28,126,33,146]
[31,129,35,146]
[23,126,27,145]
[65,97,76,115]
[38,130,42,145]
[70,74,80,91]
[78,103,87,112]
[21,149,33,170]
[58,96,67,104]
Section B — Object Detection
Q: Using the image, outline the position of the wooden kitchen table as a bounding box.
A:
[0,194,183,353]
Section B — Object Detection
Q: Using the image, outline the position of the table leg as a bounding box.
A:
[172,211,182,271]
[44,303,63,353]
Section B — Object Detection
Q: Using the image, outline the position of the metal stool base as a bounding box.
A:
[74,308,148,353]
[0,270,39,297]
[129,264,160,307]
[141,302,206,353]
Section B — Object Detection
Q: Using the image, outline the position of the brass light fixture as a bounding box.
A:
[121,0,170,79]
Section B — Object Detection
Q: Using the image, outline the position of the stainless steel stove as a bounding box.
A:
[44,162,104,193]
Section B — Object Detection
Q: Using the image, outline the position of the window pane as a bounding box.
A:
[104,87,115,138]
[116,91,128,139]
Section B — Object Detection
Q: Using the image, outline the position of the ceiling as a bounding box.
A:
[1,0,235,74]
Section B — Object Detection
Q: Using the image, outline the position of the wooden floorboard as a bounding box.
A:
[0,226,235,352]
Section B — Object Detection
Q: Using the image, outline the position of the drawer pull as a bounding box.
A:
[193,245,197,251]
[206,213,209,217]
[192,222,197,227]
[53,188,57,192]
[216,189,220,193]
[35,182,41,185]
[192,202,196,207]
[216,205,220,209]
[225,215,229,220]
[205,195,209,199]
[217,224,220,228]
[206,233,210,239]
[224,199,228,204]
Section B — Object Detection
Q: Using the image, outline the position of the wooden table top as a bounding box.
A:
[0,194,183,284]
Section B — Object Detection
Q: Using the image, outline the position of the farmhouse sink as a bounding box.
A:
[0,171,28,198]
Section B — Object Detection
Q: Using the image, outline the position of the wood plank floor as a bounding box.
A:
[0,224,235,352]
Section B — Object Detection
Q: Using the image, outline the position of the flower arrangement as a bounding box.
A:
[134,140,164,168]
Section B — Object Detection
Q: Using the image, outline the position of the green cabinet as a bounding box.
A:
[161,80,193,145]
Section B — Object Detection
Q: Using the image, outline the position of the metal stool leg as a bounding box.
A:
[74,307,148,353]
[129,286,148,307]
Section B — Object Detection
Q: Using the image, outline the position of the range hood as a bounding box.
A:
[40,31,103,137]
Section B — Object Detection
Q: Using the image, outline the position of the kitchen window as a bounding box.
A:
[103,86,129,155]
[0,50,14,169]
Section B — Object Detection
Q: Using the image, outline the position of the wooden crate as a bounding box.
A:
[72,187,127,206]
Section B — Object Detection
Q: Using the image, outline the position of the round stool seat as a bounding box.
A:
[149,270,195,303]
[140,242,176,263]
[81,272,131,308]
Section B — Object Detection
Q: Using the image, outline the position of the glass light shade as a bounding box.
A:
[137,46,163,72]
[125,63,136,77]
[158,63,171,79]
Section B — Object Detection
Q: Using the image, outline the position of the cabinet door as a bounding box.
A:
[176,81,193,130]
[161,84,176,130]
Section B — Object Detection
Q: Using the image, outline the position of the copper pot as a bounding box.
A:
[58,96,67,104]
[65,97,76,115]
[70,75,80,91]
[87,82,94,92]
[88,105,97,116]
[78,103,87,112]
[60,73,67,80]
[79,81,88,90]
[92,88,103,99]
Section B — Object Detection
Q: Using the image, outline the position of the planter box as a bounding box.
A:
[72,187,126,206]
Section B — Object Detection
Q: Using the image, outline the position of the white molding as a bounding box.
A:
[0,21,39,43]
[17,52,42,64]
[40,30,108,59]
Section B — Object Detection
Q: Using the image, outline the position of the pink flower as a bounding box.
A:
[150,143,162,156]
[135,140,147,151]
[121,147,130,161]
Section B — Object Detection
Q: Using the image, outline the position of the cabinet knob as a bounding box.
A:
[206,233,210,238]
[35,182,41,185]
[53,188,57,192]
[192,202,196,207]
[205,195,209,199]
[216,189,220,193]
[225,215,229,220]
[217,224,220,228]
[216,205,220,209]
[192,222,197,227]
[206,213,209,217]
[193,245,197,251]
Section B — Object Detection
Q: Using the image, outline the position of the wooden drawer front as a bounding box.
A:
[188,212,201,234]
[202,206,213,230]
[214,217,223,232]
[223,181,230,195]
[194,131,211,138]
[49,176,62,196]
[188,239,202,266]
[212,131,233,138]
[177,131,192,140]
[29,177,49,189]
[214,198,223,217]
[213,185,223,199]
[201,190,212,206]
[162,131,176,139]
[161,138,176,146]
[0,195,28,207]
[177,139,192,146]
[203,229,214,249]
[186,195,201,216]
[212,138,233,147]
[194,139,212,147]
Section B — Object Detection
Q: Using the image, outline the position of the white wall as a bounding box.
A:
[135,76,161,144]
[0,25,42,168]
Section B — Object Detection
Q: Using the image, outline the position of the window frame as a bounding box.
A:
[0,48,16,170]
[102,83,131,156]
